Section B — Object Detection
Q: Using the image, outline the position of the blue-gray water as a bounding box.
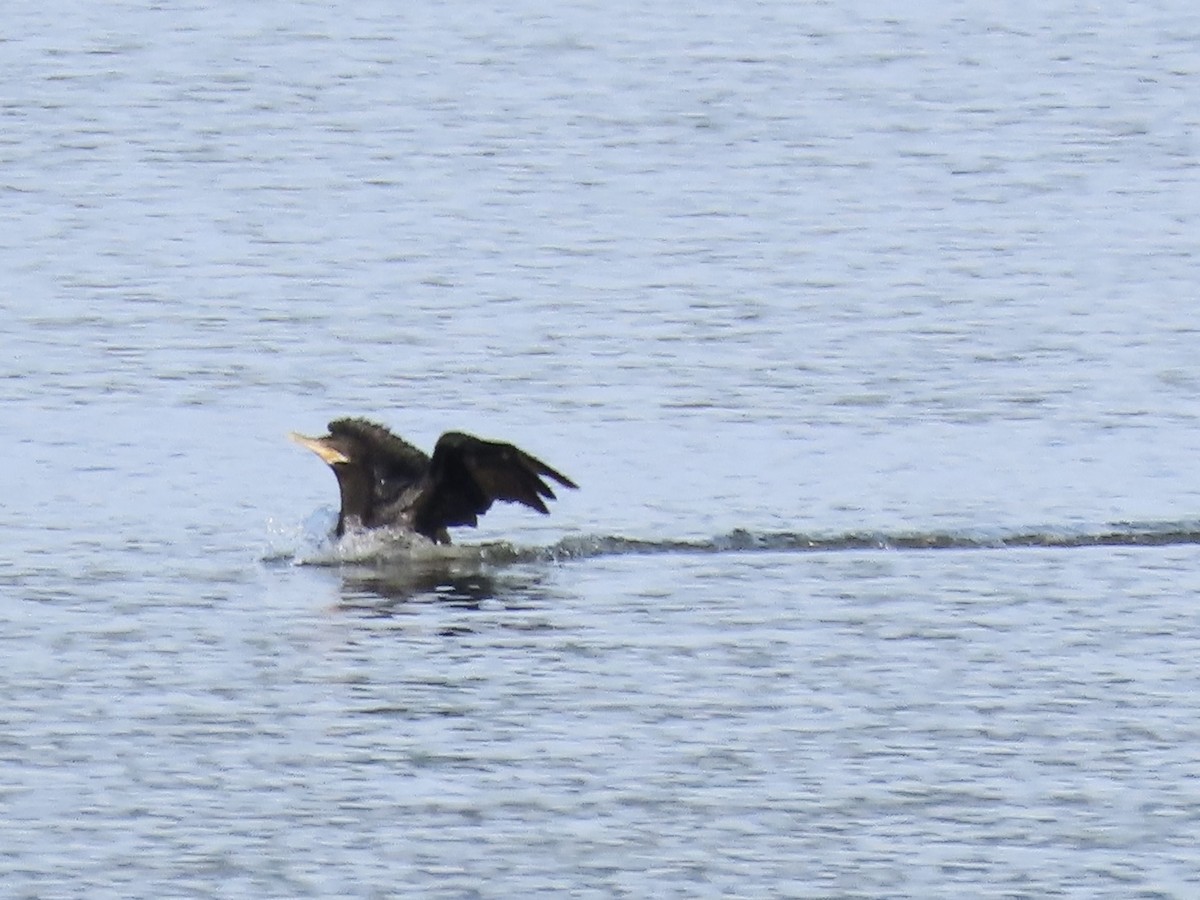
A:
[5,2,1200,896]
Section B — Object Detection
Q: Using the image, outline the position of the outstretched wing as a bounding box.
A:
[411,431,577,539]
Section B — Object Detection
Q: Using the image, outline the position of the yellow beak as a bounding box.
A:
[289,432,350,465]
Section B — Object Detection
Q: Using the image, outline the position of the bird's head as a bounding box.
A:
[290,429,374,534]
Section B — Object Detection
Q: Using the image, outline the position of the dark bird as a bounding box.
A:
[290,418,577,543]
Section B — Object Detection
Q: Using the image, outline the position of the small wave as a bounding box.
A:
[537,520,1200,560]
[267,519,1200,568]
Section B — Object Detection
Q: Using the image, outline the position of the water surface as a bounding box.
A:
[4,1,1200,896]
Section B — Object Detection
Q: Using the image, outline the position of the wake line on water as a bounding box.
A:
[275,519,1200,567]
[536,521,1200,561]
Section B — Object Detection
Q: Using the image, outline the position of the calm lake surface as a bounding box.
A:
[5,1,1200,896]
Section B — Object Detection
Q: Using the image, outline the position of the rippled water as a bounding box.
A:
[5,1,1200,896]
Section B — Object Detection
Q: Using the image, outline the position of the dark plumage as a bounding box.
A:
[290,417,577,543]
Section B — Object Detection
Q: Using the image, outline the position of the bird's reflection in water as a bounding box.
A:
[335,557,552,616]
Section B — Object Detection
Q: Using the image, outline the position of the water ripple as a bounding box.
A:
[279,519,1200,571]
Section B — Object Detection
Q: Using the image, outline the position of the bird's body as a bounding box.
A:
[291,418,577,543]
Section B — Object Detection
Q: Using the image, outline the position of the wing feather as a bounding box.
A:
[410,431,577,540]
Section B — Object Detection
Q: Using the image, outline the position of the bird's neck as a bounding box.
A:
[333,466,374,536]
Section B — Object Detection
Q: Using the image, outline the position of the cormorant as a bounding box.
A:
[290,417,577,543]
